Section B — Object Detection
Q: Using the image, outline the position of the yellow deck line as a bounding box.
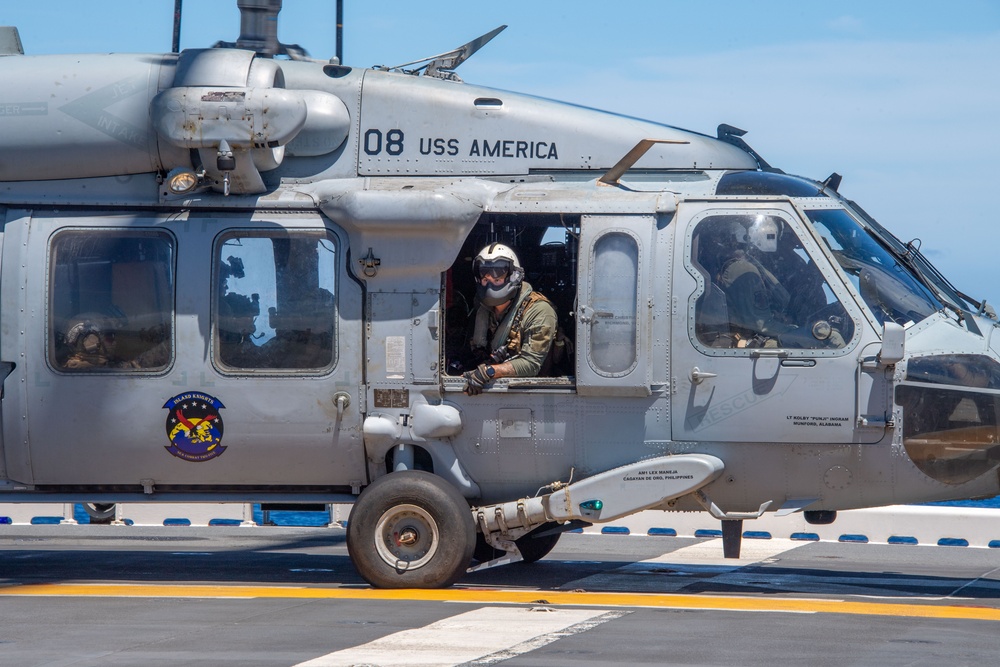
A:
[2,583,999,622]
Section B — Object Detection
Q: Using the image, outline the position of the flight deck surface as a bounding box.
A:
[1,525,998,666]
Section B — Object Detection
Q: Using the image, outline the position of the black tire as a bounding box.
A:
[473,532,500,564]
[474,521,562,564]
[347,470,475,589]
[82,503,116,524]
[518,525,561,563]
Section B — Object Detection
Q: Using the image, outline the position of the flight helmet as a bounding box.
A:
[473,242,524,306]
[64,313,120,358]
[748,215,780,253]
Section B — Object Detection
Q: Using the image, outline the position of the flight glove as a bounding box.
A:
[463,364,492,395]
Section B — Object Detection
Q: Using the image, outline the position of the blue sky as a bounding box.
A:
[5,1,999,309]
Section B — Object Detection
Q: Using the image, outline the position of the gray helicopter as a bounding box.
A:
[0,0,998,589]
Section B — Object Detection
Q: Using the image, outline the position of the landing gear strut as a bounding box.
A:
[473,521,563,564]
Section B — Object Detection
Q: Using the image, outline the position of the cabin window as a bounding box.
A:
[589,232,639,374]
[690,213,853,350]
[49,230,174,372]
[214,230,337,371]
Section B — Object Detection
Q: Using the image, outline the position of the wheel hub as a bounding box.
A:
[396,528,419,546]
[374,503,440,570]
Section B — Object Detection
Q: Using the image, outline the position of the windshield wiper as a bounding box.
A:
[845,201,968,323]
[895,239,966,324]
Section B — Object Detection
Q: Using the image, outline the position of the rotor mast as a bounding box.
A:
[235,0,283,56]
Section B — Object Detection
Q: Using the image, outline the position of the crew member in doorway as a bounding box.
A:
[463,243,557,395]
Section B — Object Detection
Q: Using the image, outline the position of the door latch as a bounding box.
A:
[689,367,718,385]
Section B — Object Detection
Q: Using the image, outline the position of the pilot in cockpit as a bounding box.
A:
[705,218,790,347]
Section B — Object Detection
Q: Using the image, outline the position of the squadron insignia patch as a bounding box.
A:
[163,392,226,462]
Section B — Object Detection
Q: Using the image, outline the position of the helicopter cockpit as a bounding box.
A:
[683,169,1000,491]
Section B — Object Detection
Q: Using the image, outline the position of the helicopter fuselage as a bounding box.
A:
[1,24,998,587]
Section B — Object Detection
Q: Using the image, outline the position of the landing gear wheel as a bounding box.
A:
[474,521,562,564]
[473,532,500,563]
[517,524,562,563]
[347,470,475,589]
[82,503,116,524]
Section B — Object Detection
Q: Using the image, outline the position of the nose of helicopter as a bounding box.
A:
[896,352,1000,485]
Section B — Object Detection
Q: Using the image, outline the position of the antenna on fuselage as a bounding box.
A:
[384,25,507,81]
[336,0,343,64]
[171,0,182,53]
[717,124,782,174]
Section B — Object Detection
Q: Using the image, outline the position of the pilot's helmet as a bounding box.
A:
[704,219,747,249]
[473,242,524,306]
[64,313,119,357]
[748,215,780,253]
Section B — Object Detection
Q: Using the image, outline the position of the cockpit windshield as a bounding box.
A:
[845,201,976,315]
[806,208,942,327]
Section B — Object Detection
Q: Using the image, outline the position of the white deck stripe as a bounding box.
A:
[292,606,619,667]
[460,610,630,667]
[561,537,807,591]
[639,537,806,566]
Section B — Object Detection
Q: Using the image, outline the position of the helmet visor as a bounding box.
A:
[476,259,511,282]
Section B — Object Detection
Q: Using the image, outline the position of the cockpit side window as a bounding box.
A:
[49,230,174,372]
[214,230,338,372]
[690,214,853,350]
